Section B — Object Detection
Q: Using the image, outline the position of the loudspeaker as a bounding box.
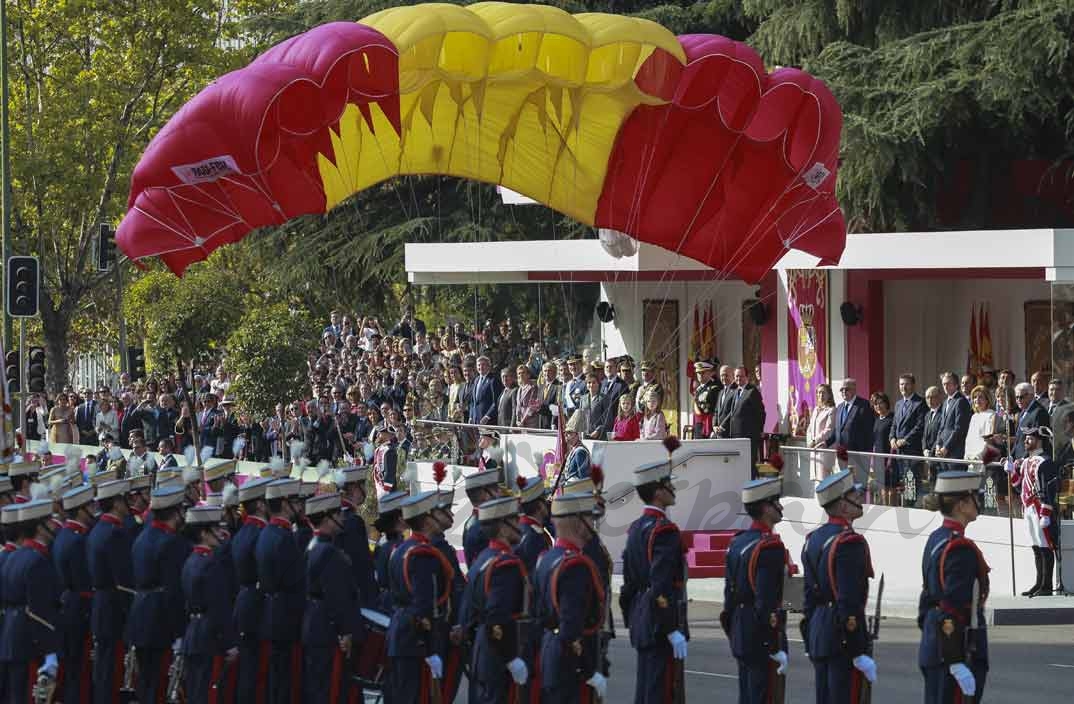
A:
[840,302,863,326]
[595,301,615,323]
[747,300,768,326]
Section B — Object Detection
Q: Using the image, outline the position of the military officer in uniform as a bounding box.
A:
[620,461,689,703]
[563,354,587,419]
[802,470,878,703]
[561,412,591,483]
[126,473,153,539]
[53,482,97,704]
[231,475,272,704]
[478,429,503,473]
[431,484,467,703]
[692,360,721,439]
[464,469,502,567]
[87,478,135,704]
[386,491,455,704]
[721,477,789,704]
[335,465,379,607]
[1007,426,1060,597]
[180,504,238,703]
[534,491,608,703]
[256,477,306,704]
[0,499,61,704]
[6,458,40,504]
[203,457,239,497]
[303,491,359,704]
[919,471,989,704]
[127,485,191,704]
[514,477,552,576]
[459,496,531,703]
[635,361,664,413]
[373,490,408,612]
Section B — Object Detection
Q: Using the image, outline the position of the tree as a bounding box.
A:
[226,304,320,417]
[6,0,292,392]
[123,263,246,373]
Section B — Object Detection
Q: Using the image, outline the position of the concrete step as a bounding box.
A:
[687,565,726,579]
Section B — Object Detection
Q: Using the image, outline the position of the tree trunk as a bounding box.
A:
[39,301,73,395]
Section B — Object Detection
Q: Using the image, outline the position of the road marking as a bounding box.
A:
[1048,664,1074,669]
[685,670,736,680]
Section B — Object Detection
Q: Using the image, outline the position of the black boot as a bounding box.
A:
[1036,549,1055,597]
[1023,546,1043,596]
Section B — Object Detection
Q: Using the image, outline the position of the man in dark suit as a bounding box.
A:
[118,392,142,449]
[600,358,628,430]
[469,355,504,425]
[1046,378,1072,450]
[497,366,518,431]
[922,385,943,484]
[75,392,99,445]
[934,371,972,460]
[824,378,874,484]
[1014,381,1051,459]
[728,366,766,469]
[890,373,927,495]
[713,365,736,439]
[583,373,614,439]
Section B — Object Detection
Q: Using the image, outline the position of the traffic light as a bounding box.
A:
[4,350,18,393]
[97,223,116,271]
[128,346,146,381]
[26,347,45,393]
[5,256,39,317]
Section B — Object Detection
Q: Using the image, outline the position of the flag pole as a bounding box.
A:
[1004,409,1016,596]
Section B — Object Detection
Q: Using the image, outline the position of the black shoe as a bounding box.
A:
[1023,547,1043,596]
[1036,549,1056,597]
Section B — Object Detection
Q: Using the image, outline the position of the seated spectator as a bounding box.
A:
[612,394,641,441]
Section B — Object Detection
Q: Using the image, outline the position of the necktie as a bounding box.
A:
[840,403,848,426]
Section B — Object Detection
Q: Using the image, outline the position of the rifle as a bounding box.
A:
[962,580,981,704]
[857,573,885,704]
[671,543,688,704]
[429,573,443,704]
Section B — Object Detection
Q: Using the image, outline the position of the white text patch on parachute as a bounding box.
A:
[802,162,831,190]
[171,156,240,185]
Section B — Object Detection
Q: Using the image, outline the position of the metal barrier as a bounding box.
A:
[408,419,556,464]
[780,444,1020,517]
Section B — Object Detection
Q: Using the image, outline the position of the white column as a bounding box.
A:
[776,270,789,433]
[828,270,847,383]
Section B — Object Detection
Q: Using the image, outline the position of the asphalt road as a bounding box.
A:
[450,601,1074,703]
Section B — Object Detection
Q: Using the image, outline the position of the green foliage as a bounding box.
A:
[124,261,246,371]
[225,305,320,417]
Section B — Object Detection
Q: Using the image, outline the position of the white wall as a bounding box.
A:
[883,278,1050,392]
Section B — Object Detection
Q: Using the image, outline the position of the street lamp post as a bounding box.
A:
[1,0,13,352]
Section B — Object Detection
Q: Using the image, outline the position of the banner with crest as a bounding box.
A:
[787,270,829,436]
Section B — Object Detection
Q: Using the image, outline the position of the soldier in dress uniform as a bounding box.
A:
[302,491,359,704]
[561,412,591,483]
[6,459,40,503]
[180,504,238,703]
[294,479,317,553]
[514,477,552,577]
[334,465,379,607]
[620,461,689,704]
[127,485,192,704]
[563,354,587,420]
[0,499,61,704]
[386,491,455,704]
[53,482,97,704]
[534,491,608,704]
[635,361,664,414]
[692,360,720,439]
[87,478,135,704]
[373,490,408,613]
[256,477,306,704]
[126,473,153,539]
[464,469,503,567]
[721,477,789,704]
[430,484,467,703]
[478,429,503,473]
[1007,426,1060,597]
[230,475,272,704]
[204,457,239,497]
[459,496,531,703]
[918,471,990,704]
[802,470,878,704]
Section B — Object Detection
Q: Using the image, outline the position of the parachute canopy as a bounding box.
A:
[118,2,845,282]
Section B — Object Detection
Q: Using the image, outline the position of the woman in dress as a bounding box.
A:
[514,365,542,429]
[47,392,76,445]
[806,384,836,482]
[95,398,118,445]
[612,394,642,441]
[964,385,997,467]
[871,392,895,504]
[640,390,668,441]
[447,365,465,422]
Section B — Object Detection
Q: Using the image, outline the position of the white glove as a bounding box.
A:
[667,630,688,660]
[506,657,528,685]
[1004,458,1015,474]
[585,672,608,699]
[852,654,877,683]
[425,654,443,680]
[38,653,58,678]
[1041,515,1051,528]
[769,650,788,675]
[172,638,182,654]
[949,663,975,696]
